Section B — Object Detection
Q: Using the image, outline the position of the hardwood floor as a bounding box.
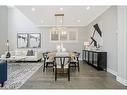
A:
[20,61,127,89]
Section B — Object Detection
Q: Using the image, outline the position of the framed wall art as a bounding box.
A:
[17,33,28,48]
[29,33,41,48]
[17,33,41,48]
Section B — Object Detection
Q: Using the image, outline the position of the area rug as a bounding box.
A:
[2,62,43,89]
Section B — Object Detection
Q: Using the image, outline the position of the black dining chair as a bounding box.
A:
[54,56,71,81]
[70,52,80,72]
[43,52,55,72]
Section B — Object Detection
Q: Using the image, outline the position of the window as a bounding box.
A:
[68,31,77,40]
[51,33,59,41]
[50,28,78,42]
[60,33,68,41]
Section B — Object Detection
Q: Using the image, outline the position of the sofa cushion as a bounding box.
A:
[1,50,42,62]
[69,52,76,61]
[25,56,38,61]
[47,53,55,60]
[1,54,6,59]
[15,51,22,56]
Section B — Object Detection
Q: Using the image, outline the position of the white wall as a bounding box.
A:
[8,7,89,59]
[117,6,127,86]
[86,6,118,74]
[0,6,8,56]
[8,7,39,50]
[7,7,119,71]
[39,27,89,59]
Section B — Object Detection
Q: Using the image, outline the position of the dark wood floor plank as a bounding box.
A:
[20,61,127,89]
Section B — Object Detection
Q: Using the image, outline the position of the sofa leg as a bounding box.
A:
[1,82,4,87]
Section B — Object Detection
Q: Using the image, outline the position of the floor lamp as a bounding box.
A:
[6,40,11,58]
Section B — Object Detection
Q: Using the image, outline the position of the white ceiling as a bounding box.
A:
[16,6,110,27]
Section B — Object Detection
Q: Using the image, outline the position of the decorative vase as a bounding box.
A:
[6,52,11,58]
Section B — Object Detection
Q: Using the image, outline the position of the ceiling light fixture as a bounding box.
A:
[86,6,90,10]
[60,7,63,10]
[51,13,66,50]
[41,20,44,24]
[32,8,36,11]
[77,20,81,22]
[52,13,65,33]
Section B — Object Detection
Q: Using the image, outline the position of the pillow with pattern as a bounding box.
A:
[26,50,34,56]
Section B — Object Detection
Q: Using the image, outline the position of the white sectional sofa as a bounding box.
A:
[1,50,42,62]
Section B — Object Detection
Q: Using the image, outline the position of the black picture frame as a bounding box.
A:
[17,33,41,48]
[17,33,28,48]
[29,33,41,48]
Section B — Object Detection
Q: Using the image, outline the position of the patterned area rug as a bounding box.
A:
[2,62,43,89]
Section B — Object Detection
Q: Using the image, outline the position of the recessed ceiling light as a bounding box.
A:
[77,20,81,22]
[60,7,63,10]
[41,20,44,23]
[32,8,36,11]
[86,6,90,10]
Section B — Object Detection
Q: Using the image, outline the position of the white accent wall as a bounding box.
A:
[117,6,127,86]
[8,7,89,59]
[86,6,118,75]
[39,27,89,57]
[8,7,39,50]
[0,6,8,56]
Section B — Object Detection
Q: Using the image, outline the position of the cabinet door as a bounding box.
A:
[89,51,93,64]
[86,51,89,62]
[93,52,98,67]
[82,50,86,61]
[98,52,107,70]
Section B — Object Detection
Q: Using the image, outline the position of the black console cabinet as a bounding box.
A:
[82,50,107,71]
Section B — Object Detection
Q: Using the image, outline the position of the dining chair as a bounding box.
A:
[70,52,80,72]
[54,56,71,81]
[43,52,55,72]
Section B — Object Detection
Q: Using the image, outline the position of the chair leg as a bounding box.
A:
[74,63,76,70]
[46,63,48,68]
[53,67,54,72]
[1,82,4,87]
[53,63,54,72]
[43,61,46,72]
[55,68,57,81]
[68,68,70,81]
[77,62,80,72]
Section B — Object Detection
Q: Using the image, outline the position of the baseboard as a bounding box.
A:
[107,68,117,76]
[116,76,127,86]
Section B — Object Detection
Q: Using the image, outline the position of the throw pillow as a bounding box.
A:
[26,50,31,56]
[30,50,34,56]
[47,53,55,61]
[26,50,34,56]
[69,52,76,61]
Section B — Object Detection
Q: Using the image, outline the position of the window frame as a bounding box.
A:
[49,28,78,43]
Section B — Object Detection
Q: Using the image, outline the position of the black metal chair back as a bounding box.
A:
[54,56,71,68]
[70,52,80,72]
[54,56,71,81]
[43,52,54,72]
